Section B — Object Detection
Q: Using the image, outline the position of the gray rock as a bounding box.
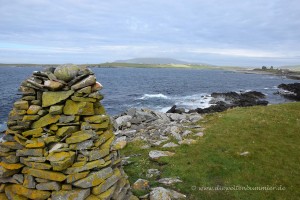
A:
[71,75,96,90]
[12,174,24,184]
[132,179,150,191]
[150,187,186,200]
[162,142,179,148]
[182,130,193,137]
[146,169,161,179]
[49,143,68,153]
[59,115,76,123]
[54,64,80,82]
[149,150,175,160]
[52,189,90,200]
[164,126,182,141]
[36,181,61,191]
[178,139,197,145]
[166,113,187,122]
[73,167,113,188]
[195,132,204,137]
[188,114,203,123]
[70,139,93,150]
[115,115,132,129]
[152,140,167,146]
[23,174,36,189]
[158,178,183,186]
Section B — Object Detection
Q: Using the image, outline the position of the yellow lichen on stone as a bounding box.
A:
[42,90,74,107]
[96,185,116,200]
[22,115,40,121]
[4,185,27,200]
[99,135,115,150]
[94,130,114,147]
[65,131,93,144]
[0,162,23,170]
[66,171,90,183]
[86,194,100,200]
[27,168,67,182]
[11,184,51,200]
[22,160,52,170]
[63,100,94,116]
[22,128,43,137]
[25,141,45,148]
[0,193,8,200]
[31,114,60,128]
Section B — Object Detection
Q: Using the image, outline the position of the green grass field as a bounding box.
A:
[121,102,300,199]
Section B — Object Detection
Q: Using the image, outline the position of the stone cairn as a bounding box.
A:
[0,65,136,200]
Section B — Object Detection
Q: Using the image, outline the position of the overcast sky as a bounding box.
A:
[0,0,300,66]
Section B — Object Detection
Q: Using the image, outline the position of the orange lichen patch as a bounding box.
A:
[25,141,45,149]
[0,162,24,170]
[11,184,51,200]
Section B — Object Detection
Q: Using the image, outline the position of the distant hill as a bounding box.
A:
[114,57,190,64]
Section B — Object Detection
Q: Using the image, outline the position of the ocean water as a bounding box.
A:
[0,66,298,131]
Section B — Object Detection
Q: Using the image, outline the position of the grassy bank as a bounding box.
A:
[121,102,300,199]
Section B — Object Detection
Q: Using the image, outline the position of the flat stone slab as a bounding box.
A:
[149,150,175,160]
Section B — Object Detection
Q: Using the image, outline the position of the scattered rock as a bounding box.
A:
[158,178,183,186]
[149,150,175,160]
[162,142,179,148]
[150,187,186,200]
[240,151,250,156]
[195,132,204,137]
[132,179,150,191]
[146,169,161,179]
[178,139,197,145]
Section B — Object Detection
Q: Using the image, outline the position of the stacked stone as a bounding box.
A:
[0,65,135,200]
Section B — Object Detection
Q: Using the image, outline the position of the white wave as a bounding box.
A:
[173,94,213,109]
[139,93,169,100]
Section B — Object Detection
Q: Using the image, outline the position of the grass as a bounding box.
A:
[121,102,300,199]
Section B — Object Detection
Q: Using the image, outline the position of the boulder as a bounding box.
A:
[150,187,186,200]
[132,179,150,191]
[54,64,80,82]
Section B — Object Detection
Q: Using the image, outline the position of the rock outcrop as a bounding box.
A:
[277,83,300,101]
[0,65,135,199]
[166,91,268,115]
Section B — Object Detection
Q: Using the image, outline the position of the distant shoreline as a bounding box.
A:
[1,63,300,80]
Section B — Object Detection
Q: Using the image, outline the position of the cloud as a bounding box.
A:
[0,0,300,65]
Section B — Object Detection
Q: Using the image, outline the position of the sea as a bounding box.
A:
[0,66,298,131]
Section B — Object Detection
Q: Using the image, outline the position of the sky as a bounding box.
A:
[0,0,300,66]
